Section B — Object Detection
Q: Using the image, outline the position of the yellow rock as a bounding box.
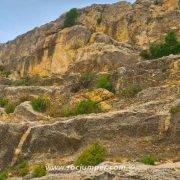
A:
[84,88,114,103]
[99,101,112,112]
[171,59,180,75]
[163,0,180,10]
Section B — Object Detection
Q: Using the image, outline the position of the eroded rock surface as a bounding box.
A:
[0,0,180,179]
[0,0,179,77]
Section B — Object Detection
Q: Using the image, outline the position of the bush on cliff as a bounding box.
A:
[75,99,100,115]
[80,72,95,88]
[5,103,16,114]
[75,143,107,167]
[0,98,16,114]
[0,170,9,180]
[63,8,79,28]
[142,154,157,165]
[121,84,142,98]
[0,98,9,108]
[12,160,29,177]
[33,164,46,177]
[96,75,114,93]
[31,97,50,112]
[170,106,180,114]
[62,99,100,117]
[0,66,10,78]
[140,31,180,60]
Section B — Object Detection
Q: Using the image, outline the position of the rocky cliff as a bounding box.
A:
[0,0,179,78]
[0,0,180,179]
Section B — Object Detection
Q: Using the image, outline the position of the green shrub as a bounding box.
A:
[63,8,78,28]
[61,99,100,117]
[96,75,114,92]
[141,31,180,60]
[0,170,9,180]
[76,99,100,115]
[121,84,142,98]
[80,72,95,89]
[142,154,157,165]
[31,97,50,112]
[81,72,94,82]
[13,160,29,177]
[170,106,180,114]
[60,107,77,117]
[33,164,46,177]
[97,15,102,25]
[5,103,16,114]
[75,143,107,167]
[0,66,10,78]
[11,79,29,86]
[140,50,150,59]
[0,98,9,108]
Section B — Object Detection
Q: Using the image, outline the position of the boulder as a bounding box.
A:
[14,101,50,122]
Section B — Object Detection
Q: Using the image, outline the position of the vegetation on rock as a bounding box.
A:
[0,170,9,180]
[10,79,29,86]
[0,66,10,78]
[7,76,44,86]
[81,72,95,83]
[5,103,16,114]
[31,97,50,112]
[80,72,95,88]
[142,154,157,165]
[97,15,103,25]
[63,8,79,28]
[12,160,29,177]
[33,164,47,177]
[61,99,100,117]
[96,75,114,93]
[121,84,142,98]
[0,161,29,179]
[0,98,16,114]
[170,106,180,114]
[0,98,9,108]
[141,31,180,60]
[75,143,107,166]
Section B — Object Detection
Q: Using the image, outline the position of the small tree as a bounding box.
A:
[141,31,180,60]
[63,8,78,28]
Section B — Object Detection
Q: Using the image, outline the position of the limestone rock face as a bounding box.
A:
[31,162,180,180]
[163,0,180,10]
[0,123,28,169]
[67,42,138,74]
[0,0,179,77]
[0,0,180,174]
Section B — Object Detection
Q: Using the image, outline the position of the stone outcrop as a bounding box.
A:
[0,0,179,77]
[0,123,28,169]
[33,162,180,180]
[0,108,173,169]
[0,0,180,179]
[14,101,51,122]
